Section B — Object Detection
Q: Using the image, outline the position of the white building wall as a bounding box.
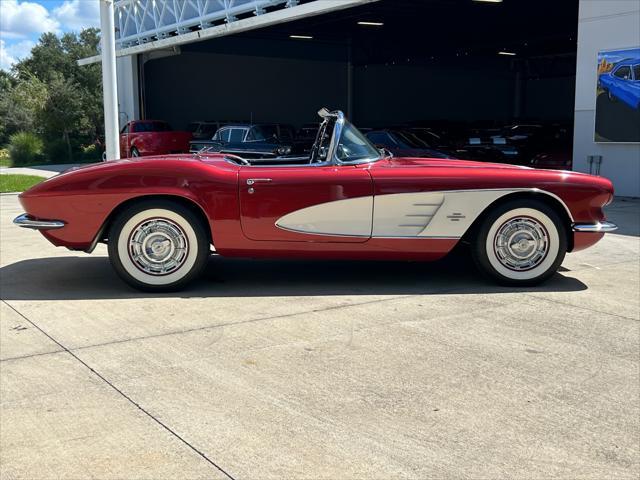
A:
[115,54,139,128]
[574,0,640,197]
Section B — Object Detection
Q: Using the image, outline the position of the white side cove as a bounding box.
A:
[275,196,373,237]
[275,189,572,239]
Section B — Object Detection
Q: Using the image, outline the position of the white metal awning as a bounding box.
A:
[80,0,379,65]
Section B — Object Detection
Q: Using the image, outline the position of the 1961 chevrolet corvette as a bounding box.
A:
[15,109,616,291]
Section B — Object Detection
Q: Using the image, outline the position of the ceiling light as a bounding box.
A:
[358,21,384,26]
[290,35,313,40]
[473,0,503,3]
[498,51,516,56]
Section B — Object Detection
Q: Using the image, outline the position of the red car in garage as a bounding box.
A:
[15,109,616,292]
[119,120,192,158]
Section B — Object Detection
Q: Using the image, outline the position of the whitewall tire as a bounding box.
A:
[108,200,209,291]
[472,199,567,286]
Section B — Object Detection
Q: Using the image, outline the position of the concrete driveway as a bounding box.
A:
[1,193,638,479]
[0,164,84,179]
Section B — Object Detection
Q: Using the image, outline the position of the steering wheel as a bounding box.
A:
[336,144,351,160]
[310,145,328,164]
[223,153,250,166]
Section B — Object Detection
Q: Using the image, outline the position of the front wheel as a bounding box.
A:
[108,200,209,291]
[471,199,567,286]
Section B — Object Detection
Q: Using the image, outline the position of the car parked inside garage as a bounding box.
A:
[119,120,192,158]
[189,123,298,159]
[365,128,454,159]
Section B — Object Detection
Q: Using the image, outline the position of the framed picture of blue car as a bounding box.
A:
[595,47,640,143]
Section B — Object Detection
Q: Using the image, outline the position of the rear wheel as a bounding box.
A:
[108,200,209,291]
[471,199,567,286]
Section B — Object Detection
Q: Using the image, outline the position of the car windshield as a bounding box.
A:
[396,131,431,148]
[250,125,278,141]
[137,121,172,132]
[337,122,381,163]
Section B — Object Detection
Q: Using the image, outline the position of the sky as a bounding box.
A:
[0,0,100,71]
[598,48,640,66]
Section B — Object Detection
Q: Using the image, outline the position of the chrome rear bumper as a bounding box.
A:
[14,213,65,230]
[572,221,618,233]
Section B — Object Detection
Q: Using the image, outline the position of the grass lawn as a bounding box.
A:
[0,174,44,193]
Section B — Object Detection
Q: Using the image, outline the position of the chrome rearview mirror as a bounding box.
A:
[317,107,331,118]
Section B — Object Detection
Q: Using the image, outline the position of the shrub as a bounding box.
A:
[0,148,11,167]
[8,132,44,166]
[43,138,69,164]
[80,143,102,162]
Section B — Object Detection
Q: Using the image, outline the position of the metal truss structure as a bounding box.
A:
[114,0,303,48]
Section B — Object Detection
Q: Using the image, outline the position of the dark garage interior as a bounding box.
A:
[141,0,579,165]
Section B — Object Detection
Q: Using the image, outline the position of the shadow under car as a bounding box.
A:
[0,252,587,301]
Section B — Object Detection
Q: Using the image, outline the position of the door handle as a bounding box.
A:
[246,178,272,186]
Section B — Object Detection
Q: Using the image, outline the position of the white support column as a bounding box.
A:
[100,0,120,160]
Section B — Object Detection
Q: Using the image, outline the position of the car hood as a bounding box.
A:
[385,156,530,170]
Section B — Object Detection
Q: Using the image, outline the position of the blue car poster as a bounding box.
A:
[595,47,640,143]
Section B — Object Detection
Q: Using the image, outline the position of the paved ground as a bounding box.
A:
[0,193,638,480]
[0,164,84,179]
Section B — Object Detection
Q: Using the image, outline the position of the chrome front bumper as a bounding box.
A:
[14,213,65,230]
[572,221,618,233]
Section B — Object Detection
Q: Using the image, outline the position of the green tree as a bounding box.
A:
[0,72,47,144]
[5,28,104,161]
[39,74,85,162]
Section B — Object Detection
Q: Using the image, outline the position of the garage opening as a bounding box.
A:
[140,0,579,166]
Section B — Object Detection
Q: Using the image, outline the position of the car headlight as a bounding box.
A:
[277,146,292,155]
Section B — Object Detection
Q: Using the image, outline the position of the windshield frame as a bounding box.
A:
[324,110,382,166]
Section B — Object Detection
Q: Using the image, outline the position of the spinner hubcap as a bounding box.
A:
[493,217,549,271]
[128,218,189,275]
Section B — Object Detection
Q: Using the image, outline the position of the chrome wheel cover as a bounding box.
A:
[128,218,189,276]
[493,216,550,271]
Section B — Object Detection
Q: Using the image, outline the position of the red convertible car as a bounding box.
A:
[15,109,616,291]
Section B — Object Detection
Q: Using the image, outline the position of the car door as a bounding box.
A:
[612,66,633,106]
[119,123,130,157]
[238,165,373,242]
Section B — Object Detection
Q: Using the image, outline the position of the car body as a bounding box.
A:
[187,121,223,140]
[599,60,640,110]
[297,123,322,153]
[119,120,192,158]
[529,151,572,170]
[501,124,544,142]
[462,128,522,163]
[15,109,616,291]
[365,129,453,159]
[189,123,297,159]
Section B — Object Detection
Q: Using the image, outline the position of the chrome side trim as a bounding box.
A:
[572,221,618,233]
[14,213,65,230]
